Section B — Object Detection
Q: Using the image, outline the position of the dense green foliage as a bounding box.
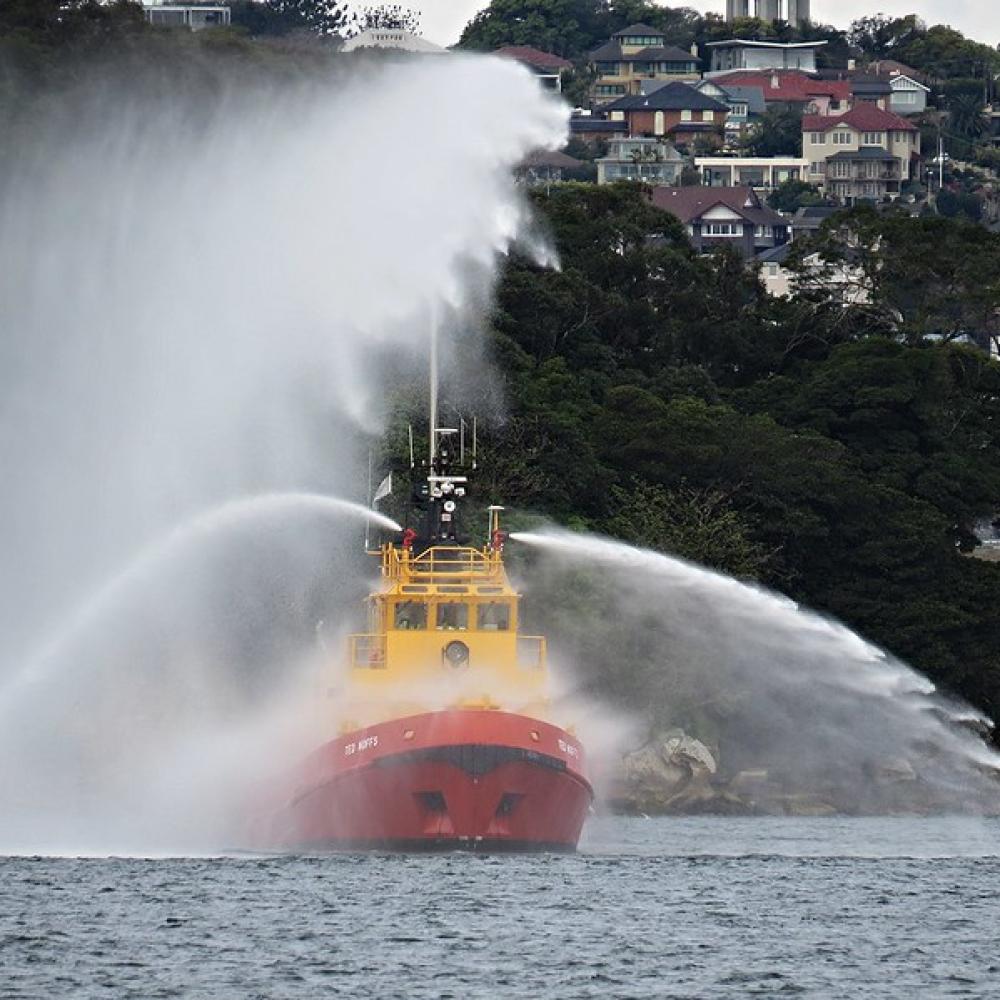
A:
[739,106,803,158]
[483,185,1000,727]
[850,15,1000,81]
[456,0,847,64]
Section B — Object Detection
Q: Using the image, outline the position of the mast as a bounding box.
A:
[429,309,439,467]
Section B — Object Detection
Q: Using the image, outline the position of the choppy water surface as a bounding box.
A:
[4,818,999,999]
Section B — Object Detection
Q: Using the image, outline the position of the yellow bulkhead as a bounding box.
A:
[339,542,549,730]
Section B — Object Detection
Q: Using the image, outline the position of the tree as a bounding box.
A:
[739,106,803,158]
[848,14,923,60]
[229,0,351,37]
[0,0,145,44]
[767,179,826,213]
[603,480,770,579]
[785,207,1000,350]
[456,0,607,58]
[945,87,989,153]
[352,5,421,33]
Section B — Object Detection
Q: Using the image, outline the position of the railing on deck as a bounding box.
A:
[383,545,503,581]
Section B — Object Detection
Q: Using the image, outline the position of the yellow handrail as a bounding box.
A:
[383,544,504,581]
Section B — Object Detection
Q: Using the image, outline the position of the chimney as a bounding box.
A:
[690,42,698,58]
[847,58,856,72]
[771,73,780,90]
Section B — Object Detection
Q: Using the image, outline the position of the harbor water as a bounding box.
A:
[4,816,999,999]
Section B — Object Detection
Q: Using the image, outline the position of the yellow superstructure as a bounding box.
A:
[339,515,549,731]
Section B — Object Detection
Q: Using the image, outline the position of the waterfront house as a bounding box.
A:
[887,74,930,116]
[706,39,827,77]
[142,1,230,29]
[650,185,789,259]
[802,104,920,203]
[696,156,809,192]
[850,77,893,111]
[694,80,766,144]
[597,138,684,185]
[342,29,447,53]
[589,24,700,105]
[601,83,728,142]
[516,150,582,187]
[707,70,851,116]
[494,46,573,92]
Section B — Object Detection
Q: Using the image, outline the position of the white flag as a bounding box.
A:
[373,473,392,504]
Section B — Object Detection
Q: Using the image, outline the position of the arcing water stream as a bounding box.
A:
[513,531,1000,815]
[0,46,997,853]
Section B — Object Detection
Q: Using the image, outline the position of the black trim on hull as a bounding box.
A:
[372,743,569,777]
[296,838,578,854]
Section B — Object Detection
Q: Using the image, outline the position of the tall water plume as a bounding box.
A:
[513,531,1000,815]
[0,50,567,852]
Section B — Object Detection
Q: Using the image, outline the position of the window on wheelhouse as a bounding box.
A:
[477,602,511,631]
[394,601,428,630]
[436,603,468,630]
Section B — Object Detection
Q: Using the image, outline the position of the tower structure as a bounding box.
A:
[726,0,810,28]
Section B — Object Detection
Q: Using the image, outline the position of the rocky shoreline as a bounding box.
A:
[606,730,1000,817]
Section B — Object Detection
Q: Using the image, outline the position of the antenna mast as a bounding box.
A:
[429,310,439,466]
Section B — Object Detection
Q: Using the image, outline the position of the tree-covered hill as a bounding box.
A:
[484,184,1000,729]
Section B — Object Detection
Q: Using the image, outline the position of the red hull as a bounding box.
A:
[256,710,592,852]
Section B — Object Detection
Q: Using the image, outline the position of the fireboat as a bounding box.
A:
[255,413,593,852]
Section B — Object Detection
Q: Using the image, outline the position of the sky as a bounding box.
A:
[415,1,1000,49]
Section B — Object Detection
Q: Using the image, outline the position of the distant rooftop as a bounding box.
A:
[706,39,828,49]
[602,82,729,113]
[494,46,573,72]
[613,23,664,37]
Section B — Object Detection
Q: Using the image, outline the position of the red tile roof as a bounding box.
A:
[802,103,918,133]
[649,185,785,227]
[710,70,851,104]
[493,46,573,71]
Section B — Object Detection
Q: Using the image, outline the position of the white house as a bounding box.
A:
[888,74,931,116]
[142,2,230,30]
[697,156,809,192]
[597,138,684,185]
[342,29,447,54]
[706,39,827,77]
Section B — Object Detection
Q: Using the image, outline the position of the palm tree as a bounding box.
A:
[947,92,989,142]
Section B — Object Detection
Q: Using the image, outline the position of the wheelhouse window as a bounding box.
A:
[436,603,468,630]
[394,601,427,630]
[477,602,511,631]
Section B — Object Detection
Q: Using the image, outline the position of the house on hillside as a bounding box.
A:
[602,83,729,143]
[696,156,808,192]
[706,39,827,77]
[867,59,927,83]
[650,186,789,259]
[568,113,628,144]
[803,105,920,203]
[887,74,930,116]
[589,24,700,105]
[342,29,447,53]
[708,70,851,116]
[515,150,582,187]
[142,2,230,29]
[597,138,684,185]
[849,77,893,111]
[494,46,572,92]
[694,80,766,144]
[758,243,871,303]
